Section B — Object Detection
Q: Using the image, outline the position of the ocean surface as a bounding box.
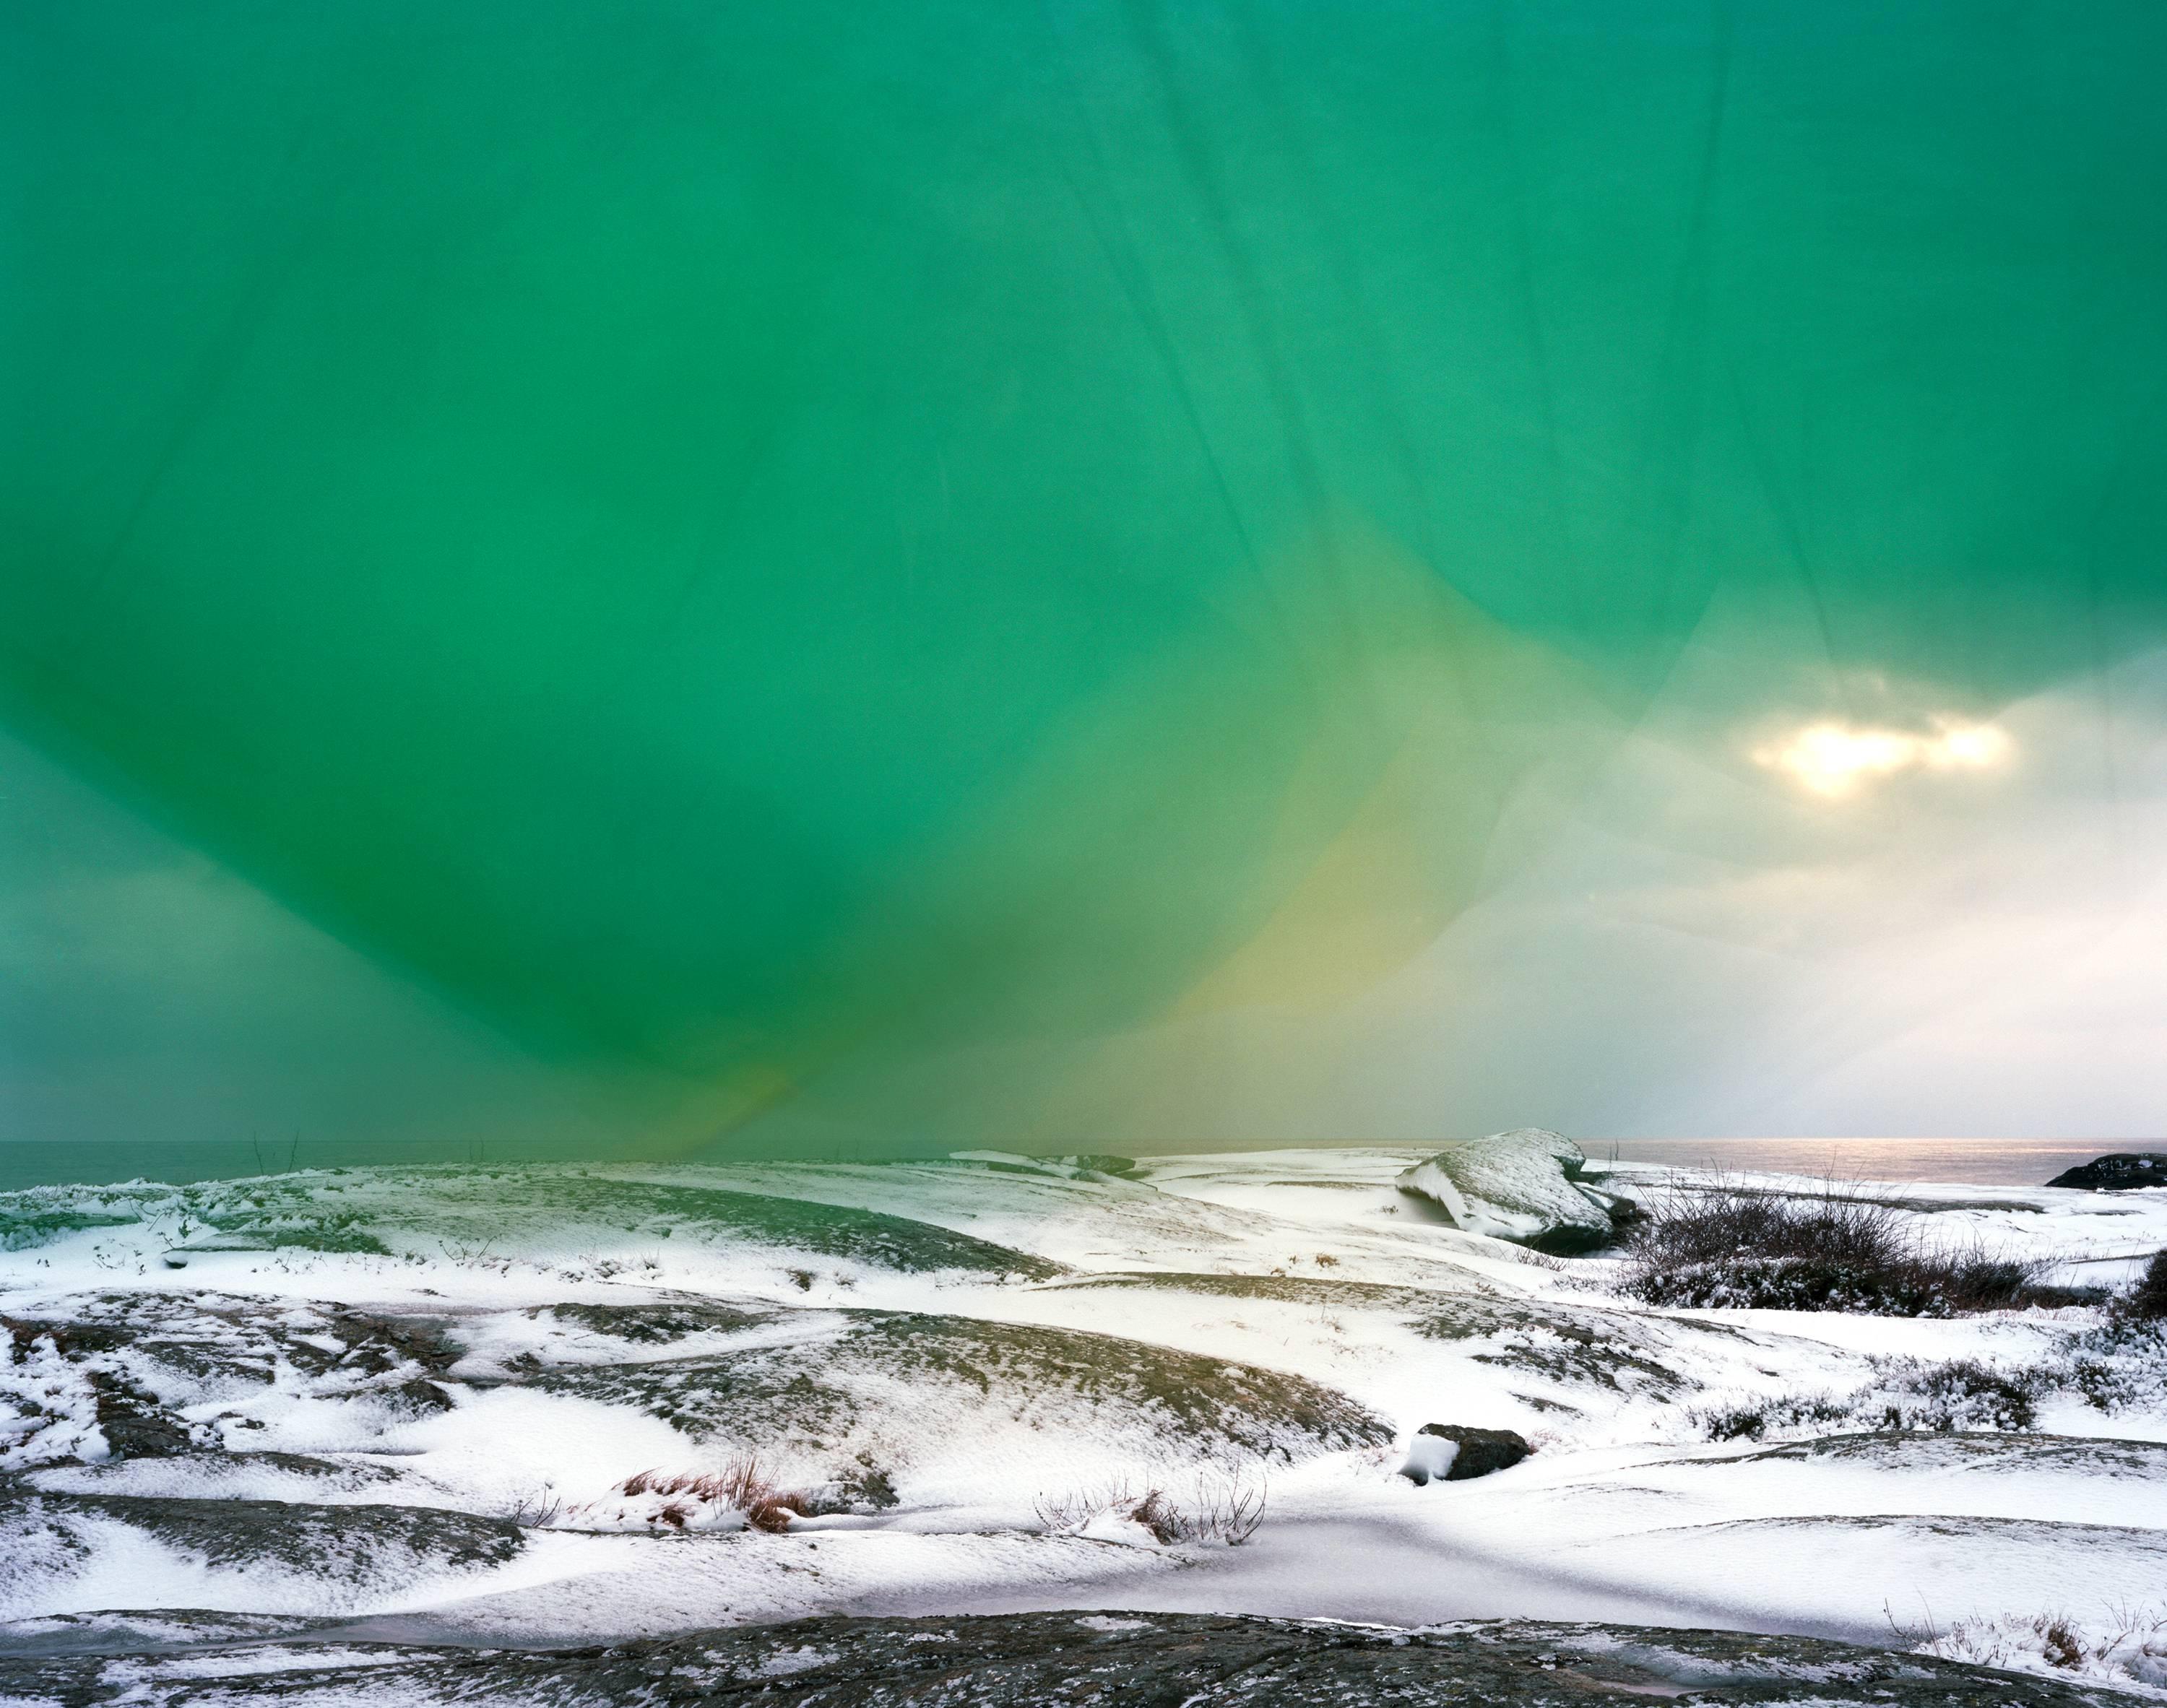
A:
[1591,1136,2136,1188]
[0,1135,2145,1195]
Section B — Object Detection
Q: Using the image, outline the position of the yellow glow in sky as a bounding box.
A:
[1755,719,2013,797]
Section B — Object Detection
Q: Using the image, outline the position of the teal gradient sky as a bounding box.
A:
[4,0,2164,1156]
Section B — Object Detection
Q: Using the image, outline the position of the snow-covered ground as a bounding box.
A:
[0,1147,2162,1694]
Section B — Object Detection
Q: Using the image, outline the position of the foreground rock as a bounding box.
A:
[1401,1423,1532,1484]
[1396,1130,1635,1254]
[0,1611,2128,1705]
[2046,1153,2167,1191]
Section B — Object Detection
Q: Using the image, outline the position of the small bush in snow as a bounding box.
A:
[2049,1307,2167,1415]
[1693,1356,2042,1441]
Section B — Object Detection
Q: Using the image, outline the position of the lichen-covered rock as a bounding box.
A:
[1396,1130,1632,1254]
[0,1611,2132,1705]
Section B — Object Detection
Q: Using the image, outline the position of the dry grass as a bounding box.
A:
[1900,1600,2167,1691]
[1033,1471,1266,1546]
[618,1455,808,1533]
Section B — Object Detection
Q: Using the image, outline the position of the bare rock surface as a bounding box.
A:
[0,1611,2132,1707]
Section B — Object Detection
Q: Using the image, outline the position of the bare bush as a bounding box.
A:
[1185,1471,1268,1544]
[503,1485,563,1527]
[1619,1174,2054,1317]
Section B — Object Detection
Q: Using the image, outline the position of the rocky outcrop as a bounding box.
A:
[538,1307,1393,1468]
[0,1611,2127,1704]
[1401,1423,1533,1484]
[2046,1153,2167,1191]
[1397,1130,1636,1254]
[0,1492,524,1615]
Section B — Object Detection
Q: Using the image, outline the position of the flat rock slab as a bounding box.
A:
[0,1611,2131,1706]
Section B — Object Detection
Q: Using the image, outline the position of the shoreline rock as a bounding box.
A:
[2046,1153,2167,1191]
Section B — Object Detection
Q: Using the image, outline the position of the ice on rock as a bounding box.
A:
[1395,1129,1627,1254]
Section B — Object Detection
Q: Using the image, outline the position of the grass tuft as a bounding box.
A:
[615,1455,808,1532]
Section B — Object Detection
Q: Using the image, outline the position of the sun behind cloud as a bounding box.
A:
[1754,719,2013,798]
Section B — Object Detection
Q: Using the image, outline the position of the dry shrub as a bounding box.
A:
[1620,1175,2054,1317]
[2129,1249,2167,1319]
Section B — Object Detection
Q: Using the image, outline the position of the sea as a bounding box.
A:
[0,1135,2145,1195]
[1591,1136,2132,1188]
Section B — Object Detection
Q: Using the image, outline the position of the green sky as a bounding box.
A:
[4,0,2164,1156]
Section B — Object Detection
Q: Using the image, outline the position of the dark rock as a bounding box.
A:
[0,1611,2127,1704]
[1403,1423,1532,1483]
[2046,1152,2167,1190]
[86,1385,204,1460]
[1,1294,475,1466]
